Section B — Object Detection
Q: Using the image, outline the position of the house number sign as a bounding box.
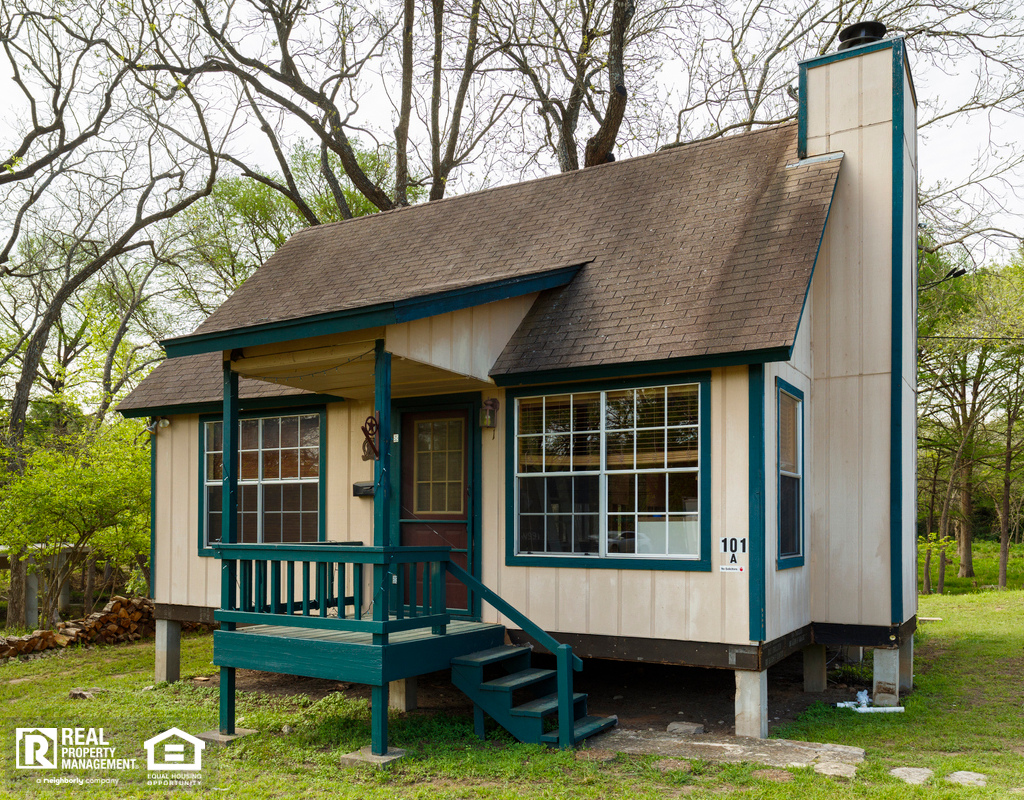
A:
[719,536,747,572]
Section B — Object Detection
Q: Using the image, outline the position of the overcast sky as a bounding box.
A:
[2,34,1021,265]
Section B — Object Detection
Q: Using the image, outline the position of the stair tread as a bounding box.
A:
[480,668,555,691]
[451,646,532,667]
[540,715,617,744]
[510,692,587,717]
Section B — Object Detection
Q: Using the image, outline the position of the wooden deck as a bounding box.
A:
[213,618,505,686]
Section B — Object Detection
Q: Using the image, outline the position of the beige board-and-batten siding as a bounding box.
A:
[762,295,813,642]
[481,366,754,646]
[804,45,917,628]
[152,402,374,609]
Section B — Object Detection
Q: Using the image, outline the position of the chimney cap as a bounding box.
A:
[837,21,887,51]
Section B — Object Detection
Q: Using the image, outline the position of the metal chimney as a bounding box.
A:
[837,21,887,51]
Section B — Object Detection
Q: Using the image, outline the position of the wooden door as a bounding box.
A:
[399,409,473,615]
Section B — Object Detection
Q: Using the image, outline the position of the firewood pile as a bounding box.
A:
[0,596,155,659]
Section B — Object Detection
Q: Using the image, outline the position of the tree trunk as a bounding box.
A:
[6,551,27,628]
[999,416,1013,589]
[938,547,947,594]
[135,553,152,597]
[922,546,932,594]
[957,468,975,577]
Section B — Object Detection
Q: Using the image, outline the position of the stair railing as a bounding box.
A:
[445,561,582,748]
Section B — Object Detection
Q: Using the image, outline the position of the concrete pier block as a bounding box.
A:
[388,677,418,712]
[735,669,768,738]
[872,647,899,706]
[155,619,182,683]
[803,644,828,693]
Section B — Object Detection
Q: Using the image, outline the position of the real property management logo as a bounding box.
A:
[16,727,136,771]
[15,725,205,778]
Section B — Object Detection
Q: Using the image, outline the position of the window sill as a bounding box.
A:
[507,553,711,571]
[776,555,805,570]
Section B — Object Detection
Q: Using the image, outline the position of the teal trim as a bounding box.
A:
[798,38,897,158]
[149,430,156,600]
[373,340,392,549]
[748,364,766,642]
[119,393,345,419]
[198,405,329,557]
[162,265,585,359]
[889,40,908,625]
[775,378,805,570]
[222,363,239,549]
[797,62,808,157]
[504,372,713,572]
[492,347,790,388]
[392,392,484,620]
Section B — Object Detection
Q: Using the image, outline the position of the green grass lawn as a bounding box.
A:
[3,587,1023,798]
[1,541,1021,798]
[919,537,1024,595]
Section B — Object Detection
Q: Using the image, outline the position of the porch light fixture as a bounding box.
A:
[479,398,500,428]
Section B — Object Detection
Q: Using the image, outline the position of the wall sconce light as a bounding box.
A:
[479,398,500,428]
[158,418,171,428]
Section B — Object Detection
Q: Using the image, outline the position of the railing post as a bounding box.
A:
[556,644,574,749]
[431,560,446,635]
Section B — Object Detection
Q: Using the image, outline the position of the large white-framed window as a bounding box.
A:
[200,410,324,551]
[776,379,804,568]
[510,377,710,568]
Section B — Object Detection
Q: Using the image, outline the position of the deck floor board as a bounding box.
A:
[234,618,497,646]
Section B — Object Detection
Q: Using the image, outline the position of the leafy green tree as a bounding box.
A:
[0,421,150,627]
[161,140,412,331]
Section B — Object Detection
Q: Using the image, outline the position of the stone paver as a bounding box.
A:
[667,721,705,735]
[815,762,857,778]
[945,771,987,787]
[590,729,864,768]
[890,767,933,785]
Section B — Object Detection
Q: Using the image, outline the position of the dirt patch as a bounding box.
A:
[194,649,870,736]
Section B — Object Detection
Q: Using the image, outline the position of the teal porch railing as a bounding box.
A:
[212,542,452,638]
[211,542,586,752]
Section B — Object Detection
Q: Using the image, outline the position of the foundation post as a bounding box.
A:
[872,647,900,706]
[734,669,768,738]
[802,644,828,692]
[388,678,418,712]
[155,619,182,683]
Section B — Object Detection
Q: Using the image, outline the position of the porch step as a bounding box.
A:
[452,645,531,667]
[540,715,618,745]
[510,692,587,718]
[451,642,615,748]
[480,668,555,693]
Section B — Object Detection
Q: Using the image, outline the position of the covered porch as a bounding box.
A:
[204,333,608,755]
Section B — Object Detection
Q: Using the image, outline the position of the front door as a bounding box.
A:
[398,408,475,616]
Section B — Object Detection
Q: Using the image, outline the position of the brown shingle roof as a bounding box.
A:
[492,125,839,375]
[123,123,839,413]
[117,353,315,414]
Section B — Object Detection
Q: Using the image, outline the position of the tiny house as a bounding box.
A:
[120,29,918,754]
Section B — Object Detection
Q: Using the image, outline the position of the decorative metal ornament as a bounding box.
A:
[361,413,380,461]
